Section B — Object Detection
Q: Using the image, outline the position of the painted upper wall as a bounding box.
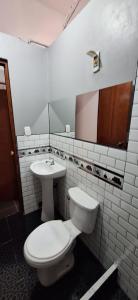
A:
[1,0,138,135]
[0,33,49,135]
[49,0,138,101]
[49,96,75,133]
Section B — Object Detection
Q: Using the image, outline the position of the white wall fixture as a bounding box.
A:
[24,186,99,287]
[87,50,100,73]
[65,124,71,133]
[24,126,31,136]
[30,159,66,222]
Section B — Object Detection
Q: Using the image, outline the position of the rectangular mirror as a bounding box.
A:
[49,81,134,150]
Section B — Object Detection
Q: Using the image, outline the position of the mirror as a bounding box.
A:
[49,96,76,138]
[49,81,134,150]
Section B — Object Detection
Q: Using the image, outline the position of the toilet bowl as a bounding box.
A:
[24,187,99,287]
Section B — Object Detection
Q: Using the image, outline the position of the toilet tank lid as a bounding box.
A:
[68,187,99,211]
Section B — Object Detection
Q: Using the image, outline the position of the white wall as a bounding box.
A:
[47,2,138,299]
[49,71,138,299]
[49,0,138,101]
[0,32,49,135]
[49,96,75,133]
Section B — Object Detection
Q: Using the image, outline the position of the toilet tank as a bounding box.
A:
[68,187,99,234]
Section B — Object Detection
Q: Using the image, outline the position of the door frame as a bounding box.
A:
[0,58,24,213]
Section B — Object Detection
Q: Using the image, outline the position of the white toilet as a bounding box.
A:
[24,187,99,287]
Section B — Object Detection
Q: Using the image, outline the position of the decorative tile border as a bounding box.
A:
[50,147,124,189]
[18,145,51,158]
[18,143,124,189]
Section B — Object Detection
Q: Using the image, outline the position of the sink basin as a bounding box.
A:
[30,159,66,222]
[30,159,66,179]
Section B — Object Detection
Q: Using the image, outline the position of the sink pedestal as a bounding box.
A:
[30,159,66,222]
[41,179,54,222]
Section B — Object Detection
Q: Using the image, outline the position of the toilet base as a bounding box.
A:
[37,253,74,287]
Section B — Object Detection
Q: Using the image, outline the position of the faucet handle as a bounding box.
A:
[50,158,55,165]
[45,158,54,166]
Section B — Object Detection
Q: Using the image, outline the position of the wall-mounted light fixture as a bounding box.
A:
[87,50,100,73]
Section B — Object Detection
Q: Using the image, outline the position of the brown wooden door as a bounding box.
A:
[0,62,18,201]
[97,82,133,149]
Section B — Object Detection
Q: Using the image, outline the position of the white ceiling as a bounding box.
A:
[0,0,89,46]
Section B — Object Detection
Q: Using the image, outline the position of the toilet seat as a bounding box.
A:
[24,186,99,287]
[24,220,73,268]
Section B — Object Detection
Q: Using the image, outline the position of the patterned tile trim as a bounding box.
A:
[18,144,124,189]
[18,146,51,158]
[51,147,124,189]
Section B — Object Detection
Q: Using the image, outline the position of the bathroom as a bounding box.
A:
[0,0,138,299]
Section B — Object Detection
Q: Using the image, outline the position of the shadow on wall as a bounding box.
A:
[31,104,49,134]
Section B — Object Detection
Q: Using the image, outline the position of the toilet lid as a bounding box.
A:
[26,220,71,260]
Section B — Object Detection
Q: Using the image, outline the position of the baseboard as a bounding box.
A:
[80,263,118,300]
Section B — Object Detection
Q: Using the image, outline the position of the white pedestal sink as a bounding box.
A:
[30,159,66,222]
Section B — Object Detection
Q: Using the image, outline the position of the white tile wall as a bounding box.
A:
[17,133,49,149]
[49,74,138,300]
[17,133,49,214]
[47,146,137,299]
[17,76,138,300]
[19,153,49,214]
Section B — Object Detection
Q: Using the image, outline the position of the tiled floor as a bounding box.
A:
[0,209,129,300]
[89,272,130,300]
[0,199,19,219]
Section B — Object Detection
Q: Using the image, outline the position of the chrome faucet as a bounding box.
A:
[46,158,54,166]
[50,158,54,165]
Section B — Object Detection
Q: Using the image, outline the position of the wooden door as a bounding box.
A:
[97,82,133,149]
[0,61,20,203]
